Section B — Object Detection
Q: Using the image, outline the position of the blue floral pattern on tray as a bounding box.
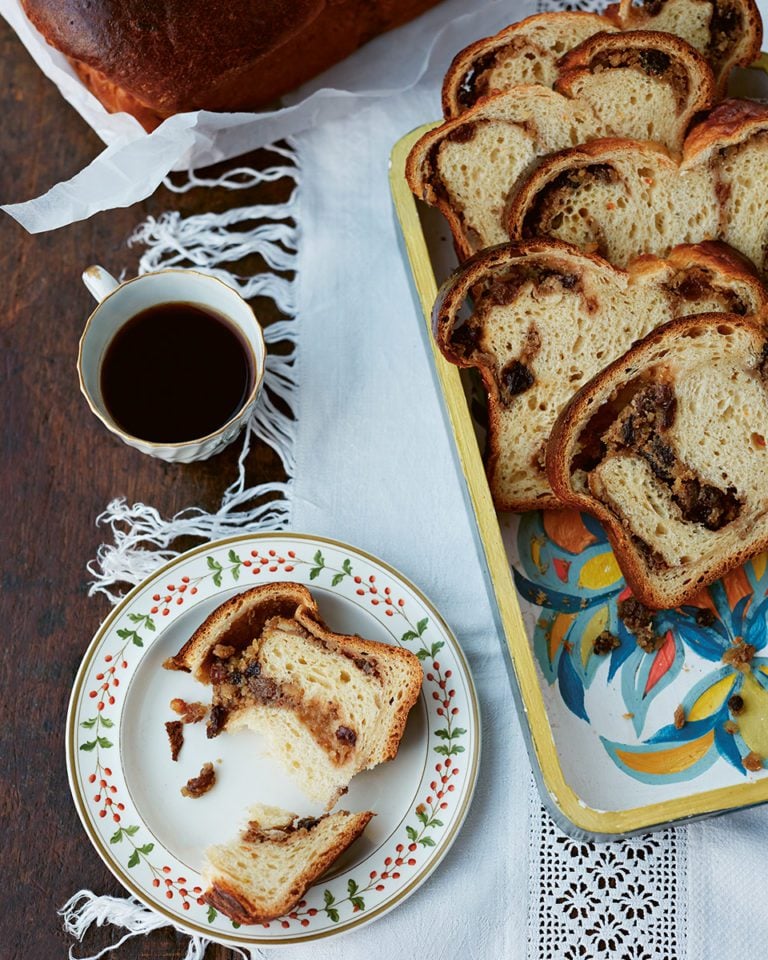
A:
[513,510,768,783]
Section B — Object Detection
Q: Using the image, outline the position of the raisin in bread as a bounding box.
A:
[434,239,767,511]
[203,803,373,924]
[547,312,768,608]
[166,583,423,808]
[508,99,768,273]
[407,31,715,258]
[441,0,761,115]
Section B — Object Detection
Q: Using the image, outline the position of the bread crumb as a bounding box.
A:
[743,751,763,772]
[170,698,207,723]
[623,712,635,720]
[723,642,755,672]
[181,762,216,798]
[673,705,685,730]
[724,720,738,734]
[593,631,621,656]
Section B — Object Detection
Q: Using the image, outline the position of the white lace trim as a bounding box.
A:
[527,785,688,959]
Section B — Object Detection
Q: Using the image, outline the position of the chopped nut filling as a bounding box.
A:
[170,698,207,723]
[618,597,663,653]
[181,761,216,798]
[723,642,756,671]
[204,621,365,765]
[593,631,621,656]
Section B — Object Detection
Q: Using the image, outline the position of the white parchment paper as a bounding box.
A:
[0,0,514,232]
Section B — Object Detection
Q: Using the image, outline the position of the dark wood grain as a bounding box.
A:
[0,19,290,960]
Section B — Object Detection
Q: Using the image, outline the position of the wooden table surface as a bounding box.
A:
[0,20,289,960]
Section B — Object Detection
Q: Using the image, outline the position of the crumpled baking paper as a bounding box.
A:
[0,0,512,233]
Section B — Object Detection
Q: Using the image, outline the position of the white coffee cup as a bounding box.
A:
[78,266,266,463]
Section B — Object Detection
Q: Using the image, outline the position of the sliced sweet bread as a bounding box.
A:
[203,803,373,924]
[609,0,762,93]
[434,239,767,511]
[546,312,768,608]
[407,31,715,258]
[441,0,761,115]
[166,583,423,808]
[507,99,768,272]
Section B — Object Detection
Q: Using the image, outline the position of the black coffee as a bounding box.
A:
[100,302,253,444]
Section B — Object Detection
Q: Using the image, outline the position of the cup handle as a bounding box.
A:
[82,264,120,302]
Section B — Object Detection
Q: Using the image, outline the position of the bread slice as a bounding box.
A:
[547,312,768,608]
[441,11,615,117]
[167,583,423,808]
[407,31,715,258]
[607,0,762,95]
[203,803,373,924]
[440,1,761,114]
[508,99,768,272]
[434,239,767,511]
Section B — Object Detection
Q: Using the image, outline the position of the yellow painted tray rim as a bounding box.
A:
[389,123,768,837]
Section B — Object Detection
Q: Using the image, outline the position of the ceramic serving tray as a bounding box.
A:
[66,533,479,946]
[389,60,768,839]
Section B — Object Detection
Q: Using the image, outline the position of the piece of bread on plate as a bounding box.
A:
[407,31,715,258]
[440,0,761,115]
[203,803,373,924]
[546,312,768,609]
[507,99,768,273]
[433,239,767,512]
[166,582,423,808]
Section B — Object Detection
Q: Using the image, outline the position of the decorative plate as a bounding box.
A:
[66,533,479,946]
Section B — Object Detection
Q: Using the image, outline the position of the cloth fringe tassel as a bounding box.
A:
[59,890,265,960]
[87,142,299,604]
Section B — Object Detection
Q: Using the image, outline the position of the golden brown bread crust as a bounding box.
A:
[439,11,612,118]
[204,810,374,924]
[683,96,768,159]
[545,312,768,608]
[555,29,715,107]
[410,32,714,262]
[506,136,675,242]
[167,582,319,680]
[22,0,443,130]
[293,608,423,764]
[170,581,423,764]
[432,239,767,512]
[440,0,761,116]
[605,0,762,95]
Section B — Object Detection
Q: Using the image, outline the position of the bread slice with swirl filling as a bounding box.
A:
[434,239,767,512]
[166,583,423,808]
[440,0,761,115]
[547,313,768,608]
[407,30,715,258]
[202,803,373,924]
[507,99,768,274]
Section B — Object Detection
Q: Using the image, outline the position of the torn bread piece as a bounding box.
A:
[166,583,423,808]
[408,30,715,258]
[547,312,768,608]
[203,803,373,924]
[440,0,761,115]
[433,239,767,511]
[507,99,768,274]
